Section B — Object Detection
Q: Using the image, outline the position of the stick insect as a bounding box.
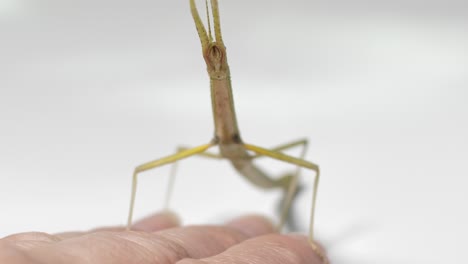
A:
[127,0,324,261]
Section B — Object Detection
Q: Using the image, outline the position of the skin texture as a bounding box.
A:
[0,212,328,264]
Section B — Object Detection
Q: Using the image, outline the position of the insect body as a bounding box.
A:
[127,0,324,261]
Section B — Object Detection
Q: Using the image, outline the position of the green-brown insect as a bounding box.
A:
[127,0,324,262]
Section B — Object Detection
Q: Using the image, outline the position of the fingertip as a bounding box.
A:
[132,210,181,232]
[286,234,329,264]
[185,233,328,264]
[226,215,275,238]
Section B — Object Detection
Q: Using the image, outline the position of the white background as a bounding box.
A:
[1,1,467,263]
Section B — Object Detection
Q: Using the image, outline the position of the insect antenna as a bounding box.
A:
[205,0,213,42]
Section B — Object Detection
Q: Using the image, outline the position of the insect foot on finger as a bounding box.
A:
[309,240,330,264]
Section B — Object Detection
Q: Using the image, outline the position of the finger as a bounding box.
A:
[130,210,181,232]
[225,214,275,237]
[23,216,274,264]
[1,232,61,250]
[1,211,184,243]
[54,211,180,239]
[140,215,274,260]
[1,231,87,252]
[2,232,60,243]
[177,234,328,264]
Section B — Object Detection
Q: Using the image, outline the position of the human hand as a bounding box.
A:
[0,212,327,264]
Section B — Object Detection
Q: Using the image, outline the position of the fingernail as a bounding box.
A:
[226,215,275,237]
[133,210,181,232]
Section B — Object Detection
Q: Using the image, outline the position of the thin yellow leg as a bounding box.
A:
[243,144,320,242]
[164,146,222,209]
[251,138,309,159]
[127,143,215,229]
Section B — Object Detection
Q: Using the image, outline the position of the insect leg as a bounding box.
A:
[164,145,223,209]
[127,143,215,229]
[243,143,325,263]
